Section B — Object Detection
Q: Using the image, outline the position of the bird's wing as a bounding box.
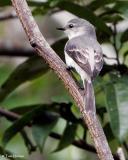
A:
[93,50,103,78]
[65,44,93,77]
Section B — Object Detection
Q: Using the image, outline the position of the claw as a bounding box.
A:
[66,66,73,71]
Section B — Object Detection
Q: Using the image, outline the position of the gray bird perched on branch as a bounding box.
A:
[57,18,103,112]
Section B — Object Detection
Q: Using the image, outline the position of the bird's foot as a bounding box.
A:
[79,86,84,90]
[66,66,73,72]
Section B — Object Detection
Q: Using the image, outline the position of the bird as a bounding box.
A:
[57,18,103,112]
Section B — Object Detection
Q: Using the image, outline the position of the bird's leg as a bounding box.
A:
[66,66,73,71]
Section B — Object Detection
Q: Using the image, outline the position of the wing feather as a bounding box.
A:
[65,44,93,77]
[93,50,103,78]
[65,43,103,79]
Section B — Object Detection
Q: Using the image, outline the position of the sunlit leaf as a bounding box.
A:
[54,122,77,151]
[51,95,71,104]
[32,117,58,152]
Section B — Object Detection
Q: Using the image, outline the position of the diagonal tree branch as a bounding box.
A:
[10,0,114,159]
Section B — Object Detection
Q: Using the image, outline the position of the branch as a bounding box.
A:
[10,0,114,159]
[0,108,20,120]
[0,48,34,57]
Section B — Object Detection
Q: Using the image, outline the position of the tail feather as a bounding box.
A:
[84,81,96,113]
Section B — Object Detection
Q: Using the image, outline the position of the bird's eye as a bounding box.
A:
[69,24,74,28]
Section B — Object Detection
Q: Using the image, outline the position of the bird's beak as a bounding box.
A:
[56,27,65,31]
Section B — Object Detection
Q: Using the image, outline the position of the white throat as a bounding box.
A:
[65,30,85,39]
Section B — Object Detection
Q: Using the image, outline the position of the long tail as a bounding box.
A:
[84,81,96,113]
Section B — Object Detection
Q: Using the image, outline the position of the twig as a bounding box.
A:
[10,0,114,159]
[0,48,34,57]
[0,107,120,159]
[0,108,20,120]
[103,54,117,60]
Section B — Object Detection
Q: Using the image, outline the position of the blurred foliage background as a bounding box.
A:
[0,0,128,160]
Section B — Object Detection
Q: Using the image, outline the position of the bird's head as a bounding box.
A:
[57,18,96,39]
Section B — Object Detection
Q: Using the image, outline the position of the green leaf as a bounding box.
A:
[87,0,115,11]
[104,77,119,138]
[113,1,128,18]
[57,1,112,35]
[51,95,71,104]
[121,29,128,42]
[123,51,128,62]
[114,76,128,140]
[2,106,58,147]
[0,0,11,6]
[54,122,77,151]
[0,56,48,102]
[10,103,55,115]
[104,74,128,141]
[0,39,66,102]
[32,118,58,152]
[104,123,115,142]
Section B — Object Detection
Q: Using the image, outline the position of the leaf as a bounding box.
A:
[32,118,58,152]
[57,1,112,35]
[2,106,59,147]
[103,123,115,142]
[10,103,56,115]
[51,95,71,104]
[87,0,115,11]
[123,51,128,62]
[54,122,77,151]
[113,1,128,18]
[0,38,66,102]
[104,77,119,138]
[0,56,48,102]
[104,74,128,141]
[121,29,128,42]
